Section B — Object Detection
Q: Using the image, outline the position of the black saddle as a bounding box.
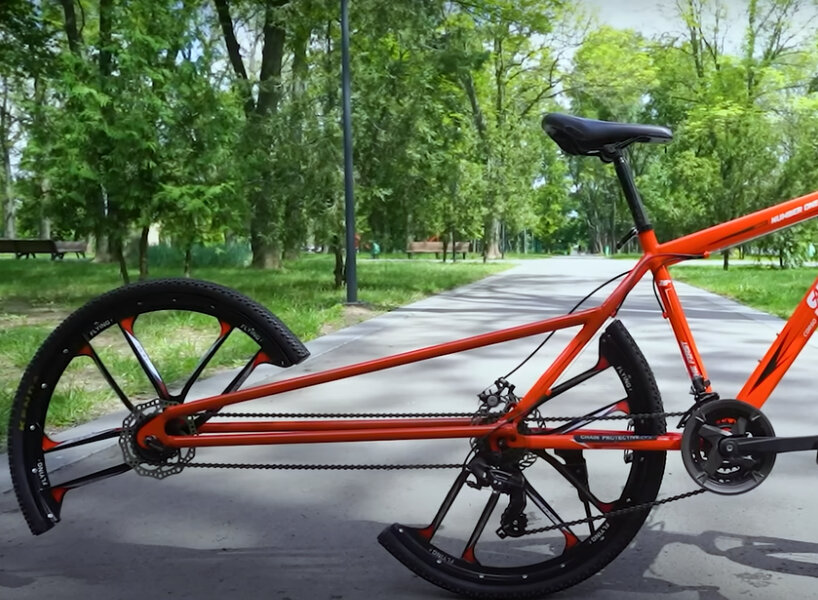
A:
[542,113,672,157]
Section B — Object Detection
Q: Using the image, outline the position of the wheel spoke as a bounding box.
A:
[52,463,132,491]
[221,349,270,394]
[462,489,500,564]
[549,398,628,434]
[177,321,234,401]
[44,428,122,453]
[78,340,135,411]
[418,469,469,541]
[193,350,271,428]
[118,316,170,400]
[523,477,580,547]
[534,450,613,513]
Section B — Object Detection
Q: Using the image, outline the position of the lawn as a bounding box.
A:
[671,265,815,318]
[0,254,509,440]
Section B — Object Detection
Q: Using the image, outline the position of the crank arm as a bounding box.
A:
[720,435,818,457]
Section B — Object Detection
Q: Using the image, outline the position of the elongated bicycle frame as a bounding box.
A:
[136,190,818,455]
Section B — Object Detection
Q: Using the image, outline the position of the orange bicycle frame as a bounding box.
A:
[136,189,818,454]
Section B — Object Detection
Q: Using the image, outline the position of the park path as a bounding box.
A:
[2,256,818,600]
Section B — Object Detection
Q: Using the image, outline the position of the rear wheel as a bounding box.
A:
[379,321,666,598]
[7,278,308,535]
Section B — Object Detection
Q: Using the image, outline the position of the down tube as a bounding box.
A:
[737,273,818,408]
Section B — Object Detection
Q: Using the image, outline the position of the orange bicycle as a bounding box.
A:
[9,113,818,598]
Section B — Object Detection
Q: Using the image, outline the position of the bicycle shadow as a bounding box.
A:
[2,505,817,600]
[562,521,818,599]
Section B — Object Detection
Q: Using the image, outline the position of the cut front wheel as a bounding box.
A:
[379,321,666,598]
[7,278,309,535]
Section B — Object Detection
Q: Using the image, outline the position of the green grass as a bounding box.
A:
[0,254,508,439]
[671,265,815,318]
[499,252,551,260]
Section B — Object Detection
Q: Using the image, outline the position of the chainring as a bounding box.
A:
[681,398,776,495]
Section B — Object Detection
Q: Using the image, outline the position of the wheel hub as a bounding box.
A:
[119,399,196,479]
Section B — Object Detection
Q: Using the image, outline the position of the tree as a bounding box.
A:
[213,0,288,269]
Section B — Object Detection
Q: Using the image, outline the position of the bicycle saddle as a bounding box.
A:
[542,113,672,157]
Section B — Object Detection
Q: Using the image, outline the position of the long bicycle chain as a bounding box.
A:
[185,409,688,473]
[184,408,706,535]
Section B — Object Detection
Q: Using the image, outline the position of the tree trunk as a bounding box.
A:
[59,0,83,53]
[37,179,51,240]
[113,236,129,284]
[94,184,111,262]
[138,225,149,280]
[184,244,193,277]
[722,249,730,271]
[94,233,111,262]
[282,23,310,261]
[250,182,282,269]
[214,0,287,269]
[2,138,13,239]
[483,218,501,261]
[1,78,15,239]
[38,217,51,239]
[95,0,115,263]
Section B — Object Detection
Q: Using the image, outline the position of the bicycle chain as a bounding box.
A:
[209,411,475,419]
[184,409,702,536]
[521,488,706,535]
[186,462,462,470]
[208,410,688,421]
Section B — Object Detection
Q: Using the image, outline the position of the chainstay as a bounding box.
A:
[521,488,707,536]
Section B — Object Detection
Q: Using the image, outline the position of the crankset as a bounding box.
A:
[681,399,776,495]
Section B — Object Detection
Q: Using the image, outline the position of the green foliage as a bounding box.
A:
[144,242,251,269]
[3,0,818,274]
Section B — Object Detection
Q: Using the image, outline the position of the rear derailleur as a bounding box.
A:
[464,452,529,539]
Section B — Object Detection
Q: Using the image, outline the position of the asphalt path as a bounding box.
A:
[2,256,818,600]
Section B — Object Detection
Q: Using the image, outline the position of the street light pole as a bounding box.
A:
[341,0,358,303]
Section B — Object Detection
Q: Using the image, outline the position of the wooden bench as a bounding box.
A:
[406,240,469,259]
[0,239,88,259]
[53,240,88,259]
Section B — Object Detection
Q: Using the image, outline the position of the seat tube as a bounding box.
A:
[652,265,711,390]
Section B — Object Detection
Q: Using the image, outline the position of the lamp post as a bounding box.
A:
[341,0,357,303]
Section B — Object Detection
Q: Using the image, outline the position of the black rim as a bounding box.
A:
[11,281,299,531]
[381,325,666,589]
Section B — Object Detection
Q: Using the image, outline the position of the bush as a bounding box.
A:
[145,242,251,269]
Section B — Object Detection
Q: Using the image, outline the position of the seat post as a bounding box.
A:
[611,152,652,233]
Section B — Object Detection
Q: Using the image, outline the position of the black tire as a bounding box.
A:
[8,278,309,535]
[379,320,666,598]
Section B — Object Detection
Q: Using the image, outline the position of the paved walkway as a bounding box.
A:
[2,257,818,600]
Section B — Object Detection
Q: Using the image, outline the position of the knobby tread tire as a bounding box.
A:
[8,278,309,535]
